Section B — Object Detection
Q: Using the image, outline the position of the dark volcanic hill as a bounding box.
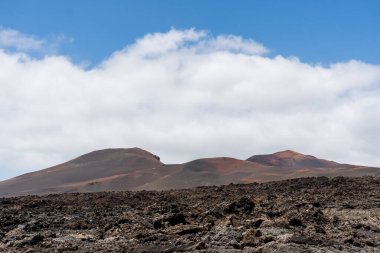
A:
[0,148,379,196]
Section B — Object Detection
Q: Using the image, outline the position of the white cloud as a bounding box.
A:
[198,34,268,55]
[0,27,45,51]
[0,28,380,180]
[0,27,70,54]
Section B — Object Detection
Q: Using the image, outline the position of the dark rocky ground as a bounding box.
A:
[0,176,379,252]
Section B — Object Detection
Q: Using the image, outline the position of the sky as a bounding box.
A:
[0,1,380,180]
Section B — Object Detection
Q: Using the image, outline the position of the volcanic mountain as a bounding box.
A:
[0,148,164,196]
[247,150,343,168]
[0,148,379,196]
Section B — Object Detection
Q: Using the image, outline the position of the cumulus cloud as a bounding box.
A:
[0,28,380,180]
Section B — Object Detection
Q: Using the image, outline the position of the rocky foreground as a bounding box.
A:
[0,177,379,252]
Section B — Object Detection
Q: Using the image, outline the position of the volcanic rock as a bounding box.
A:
[0,177,379,252]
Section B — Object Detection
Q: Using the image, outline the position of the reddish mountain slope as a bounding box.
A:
[247,150,346,168]
[137,157,267,190]
[0,148,379,196]
[0,148,163,196]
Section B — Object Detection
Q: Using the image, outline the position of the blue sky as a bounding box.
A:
[0,1,380,180]
[1,0,379,65]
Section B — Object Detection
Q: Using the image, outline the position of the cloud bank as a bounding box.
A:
[1,28,380,180]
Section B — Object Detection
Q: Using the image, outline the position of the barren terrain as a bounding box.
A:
[1,176,379,252]
[1,148,379,197]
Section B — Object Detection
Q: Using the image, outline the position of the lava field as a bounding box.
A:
[0,176,379,252]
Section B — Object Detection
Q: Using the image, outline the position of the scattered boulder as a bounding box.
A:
[153,213,187,229]
[225,196,255,214]
[289,217,304,227]
[28,234,44,245]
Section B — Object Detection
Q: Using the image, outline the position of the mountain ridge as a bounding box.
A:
[0,148,379,196]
